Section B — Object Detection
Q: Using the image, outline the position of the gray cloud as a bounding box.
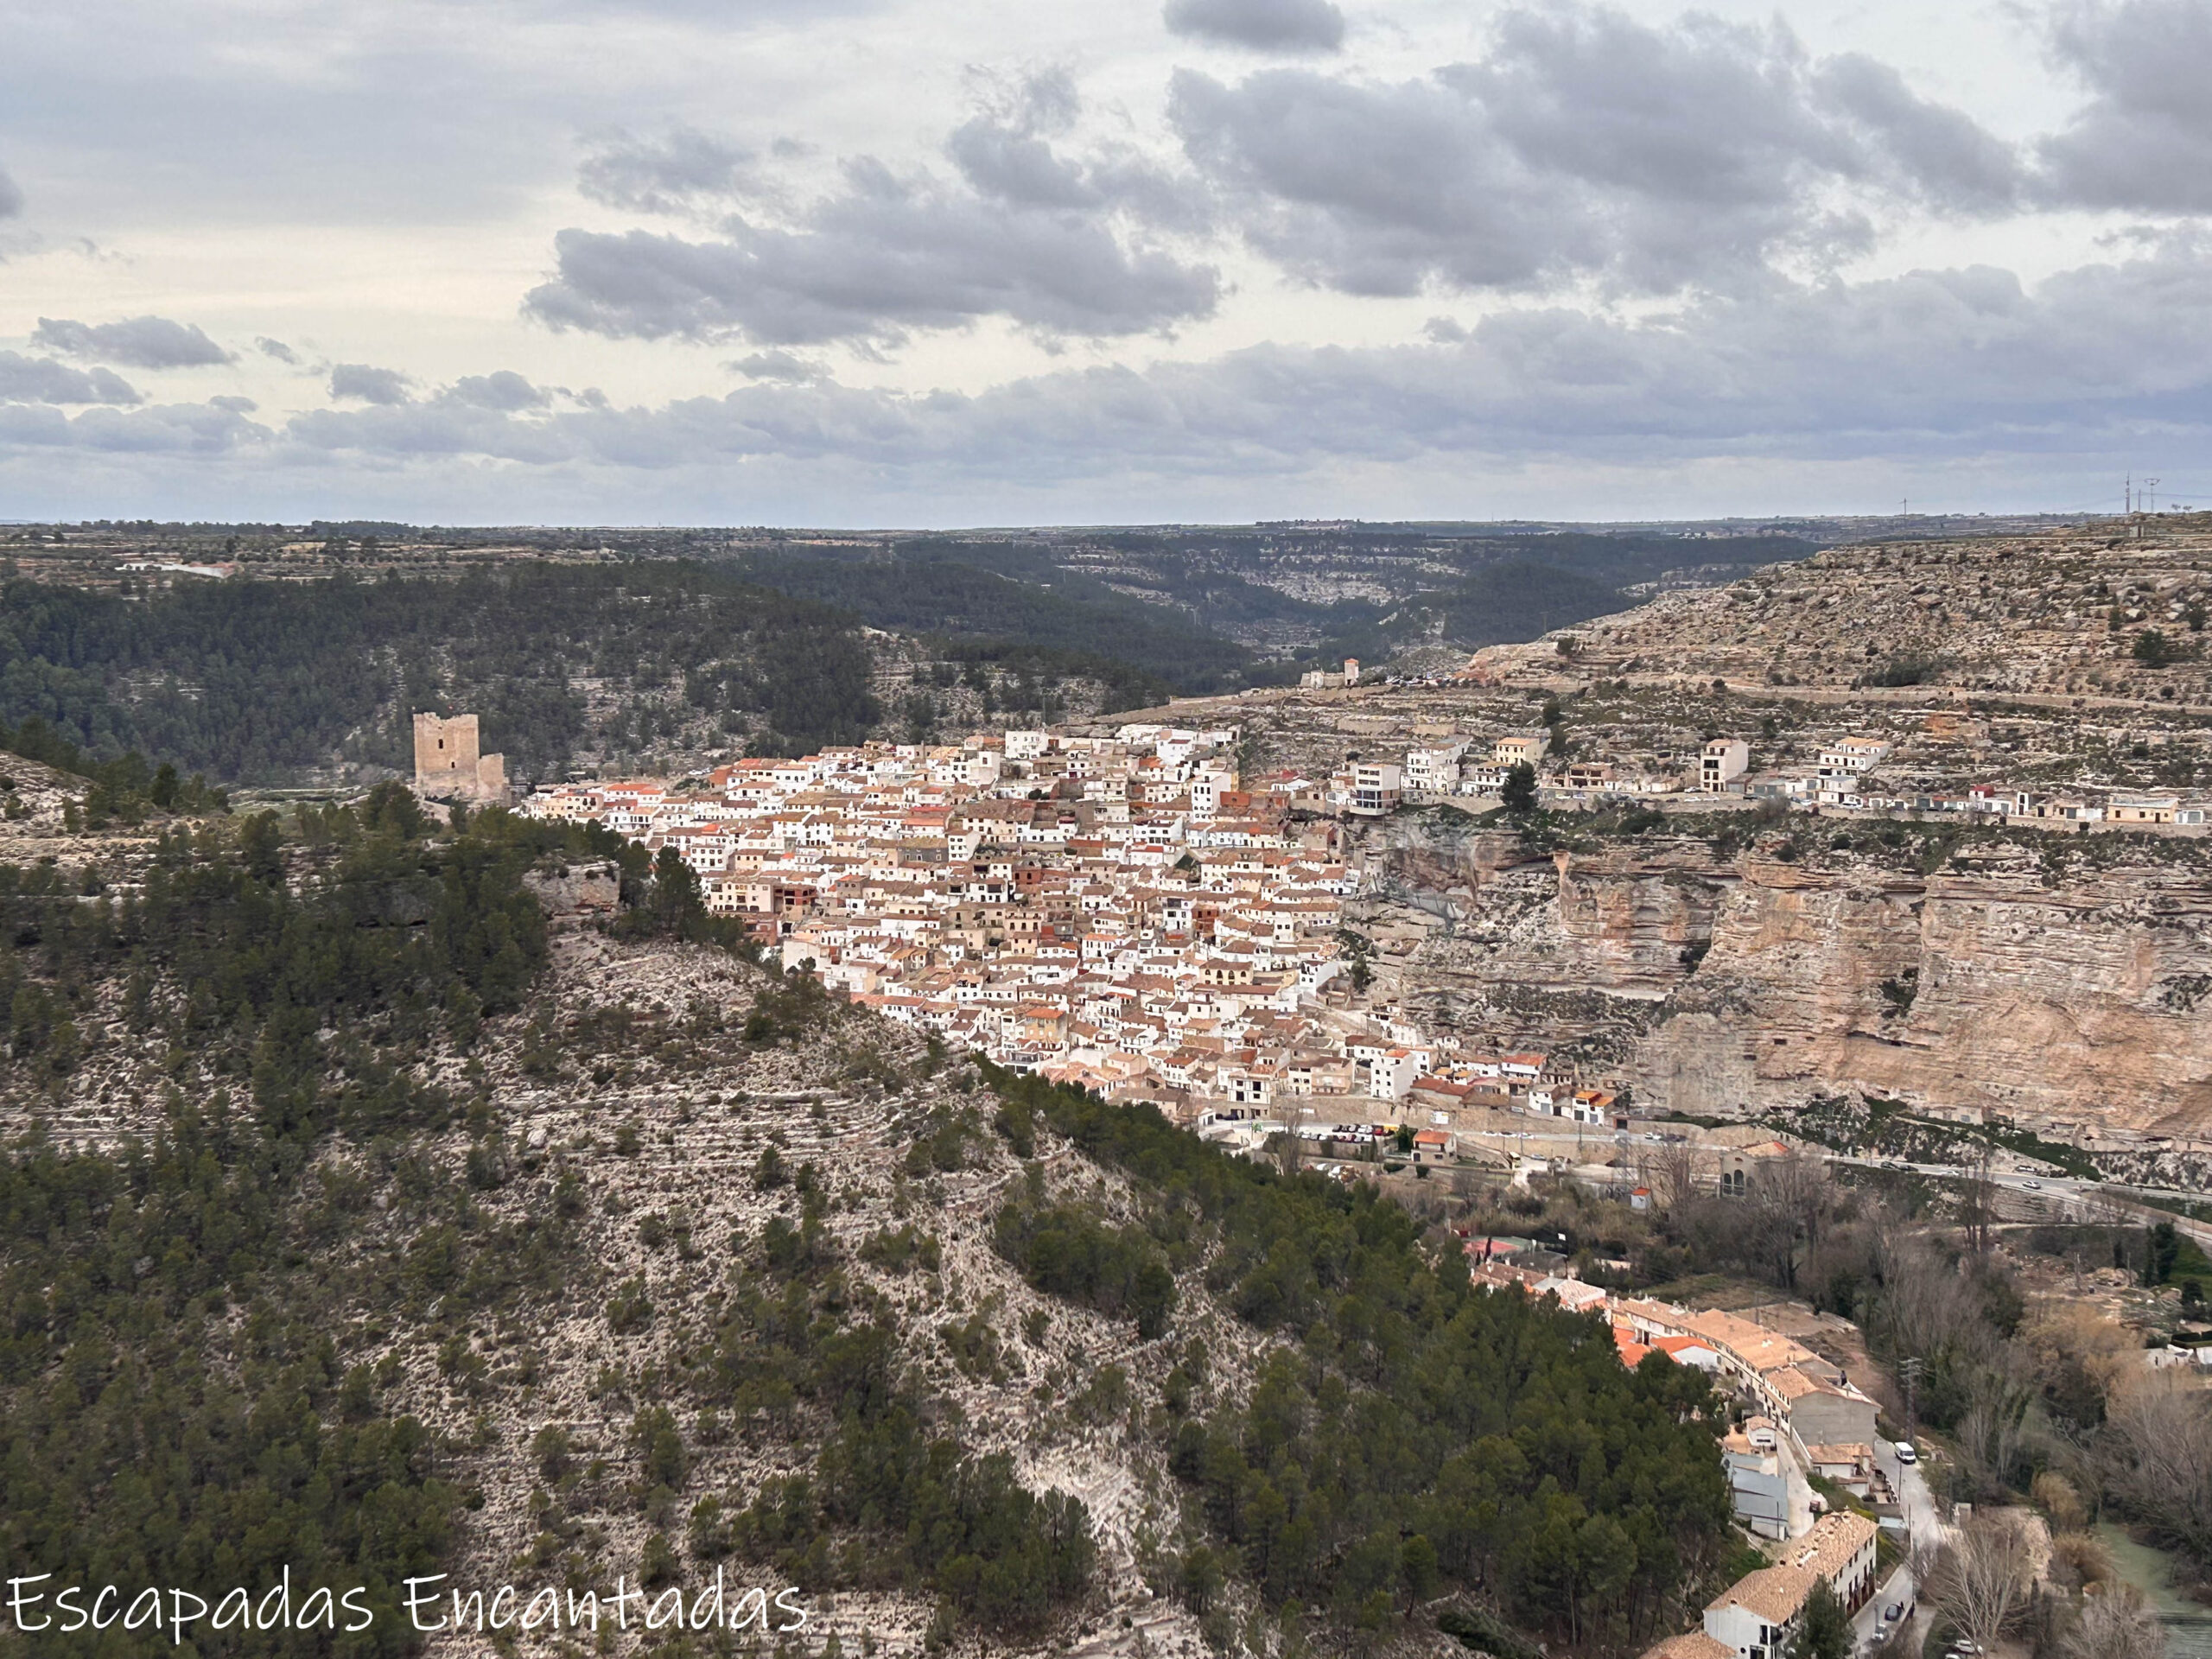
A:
[1173,3,2020,297]
[578,126,760,214]
[329,363,414,404]
[292,245,2212,481]
[0,165,22,219]
[0,352,143,405]
[256,336,300,364]
[947,70,1099,210]
[442,370,550,410]
[949,69,1214,232]
[532,80,1217,347]
[10,242,2212,522]
[289,401,574,464]
[528,165,1217,346]
[1164,0,1344,54]
[0,399,266,454]
[2039,0,2212,212]
[32,314,236,368]
[1815,54,2023,213]
[729,349,824,382]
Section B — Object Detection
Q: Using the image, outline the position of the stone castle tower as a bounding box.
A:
[412,712,509,804]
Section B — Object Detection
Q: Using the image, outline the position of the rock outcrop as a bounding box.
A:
[1381,823,2212,1139]
[1459,518,2212,709]
[522,857,620,919]
[1647,843,2212,1136]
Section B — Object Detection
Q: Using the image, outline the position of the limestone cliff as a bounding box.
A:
[1376,822,2212,1139]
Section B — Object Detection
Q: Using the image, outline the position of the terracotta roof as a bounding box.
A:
[1767,1364,1831,1400]
[1708,1564,1817,1624]
[1644,1634,1733,1659]
[1807,1443,1874,1464]
[1783,1512,1878,1584]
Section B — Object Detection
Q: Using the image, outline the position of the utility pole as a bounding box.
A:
[1899,1355,1923,1438]
[2146,478,2160,514]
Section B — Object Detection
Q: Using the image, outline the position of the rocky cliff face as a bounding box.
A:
[1376,822,2212,1139]
[1643,843,2212,1135]
[522,857,621,918]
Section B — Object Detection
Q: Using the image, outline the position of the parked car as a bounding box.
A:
[1895,1440,1918,1464]
[1884,1605,1903,1623]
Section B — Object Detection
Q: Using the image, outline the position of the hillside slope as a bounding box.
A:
[0,779,1734,1657]
[0,563,1166,788]
[1463,519,2212,707]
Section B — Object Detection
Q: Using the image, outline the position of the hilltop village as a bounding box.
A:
[507,674,2212,1157]
[518,717,1455,1133]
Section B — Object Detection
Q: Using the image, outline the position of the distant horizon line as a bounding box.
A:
[2,509,2126,537]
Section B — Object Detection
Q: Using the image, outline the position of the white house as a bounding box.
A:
[1701,739,1751,791]
[1366,1047,1422,1100]
[1703,1566,1815,1659]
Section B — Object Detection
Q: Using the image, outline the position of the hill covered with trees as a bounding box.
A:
[0,524,1821,788]
[0,753,1741,1655]
[0,562,1180,786]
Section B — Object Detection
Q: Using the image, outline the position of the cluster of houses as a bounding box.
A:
[521,726,1619,1119]
[1383,725,2209,826]
[1740,736,2208,824]
[1478,1263,1890,1659]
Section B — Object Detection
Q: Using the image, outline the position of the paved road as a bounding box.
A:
[1853,1563,1913,1655]
[1826,1154,2212,1252]
[1869,1440,1948,1656]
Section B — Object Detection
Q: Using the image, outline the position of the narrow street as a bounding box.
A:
[1865,1441,1951,1656]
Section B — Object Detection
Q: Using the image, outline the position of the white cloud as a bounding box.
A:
[270,245,2212,484]
[15,0,2212,522]
[0,399,267,454]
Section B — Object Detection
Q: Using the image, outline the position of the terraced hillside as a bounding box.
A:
[0,759,1736,1658]
[1465,518,2212,709]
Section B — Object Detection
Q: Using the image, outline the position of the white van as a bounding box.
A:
[1895,1440,1918,1465]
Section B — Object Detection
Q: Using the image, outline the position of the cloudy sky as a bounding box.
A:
[6,0,2212,524]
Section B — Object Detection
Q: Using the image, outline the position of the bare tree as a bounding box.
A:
[1959,1141,1997,1255]
[1643,1139,1701,1212]
[2084,1183,2135,1234]
[2060,1585,2166,1659]
[1870,1239,1999,1370]
[1274,1101,1309,1179]
[2102,1375,2212,1572]
[1749,1149,1833,1288]
[1925,1510,2033,1656]
[1955,1360,2037,1497]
